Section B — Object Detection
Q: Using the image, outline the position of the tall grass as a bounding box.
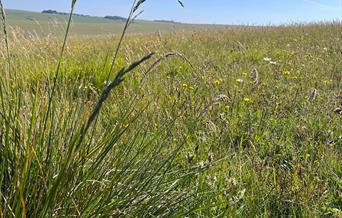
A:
[0,0,341,217]
[0,0,212,217]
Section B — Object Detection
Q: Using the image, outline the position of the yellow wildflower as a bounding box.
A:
[213,79,222,86]
[323,80,332,85]
[244,97,252,103]
[123,124,129,128]
[283,70,291,76]
[236,79,244,84]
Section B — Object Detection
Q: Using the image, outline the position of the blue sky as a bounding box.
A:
[3,0,342,25]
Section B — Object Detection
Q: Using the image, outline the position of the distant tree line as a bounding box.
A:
[41,10,127,21]
[154,20,181,24]
[41,10,90,17]
[103,16,126,21]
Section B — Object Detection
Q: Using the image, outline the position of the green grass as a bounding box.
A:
[0,1,341,217]
[5,9,226,36]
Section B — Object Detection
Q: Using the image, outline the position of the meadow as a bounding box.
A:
[5,9,222,36]
[0,1,341,217]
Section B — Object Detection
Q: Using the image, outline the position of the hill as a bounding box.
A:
[4,9,222,36]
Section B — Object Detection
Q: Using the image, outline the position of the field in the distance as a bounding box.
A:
[5,9,225,36]
[0,8,341,218]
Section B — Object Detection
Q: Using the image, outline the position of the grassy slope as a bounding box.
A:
[5,9,223,36]
[0,9,341,218]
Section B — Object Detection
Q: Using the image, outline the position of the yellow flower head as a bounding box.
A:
[323,80,332,85]
[244,97,252,103]
[236,79,244,84]
[213,79,222,86]
[283,70,291,76]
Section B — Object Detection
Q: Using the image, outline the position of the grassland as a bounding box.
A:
[5,9,224,36]
[0,4,342,218]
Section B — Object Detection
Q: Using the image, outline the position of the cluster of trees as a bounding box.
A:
[41,10,90,17]
[103,15,126,21]
[154,20,181,24]
[42,10,127,21]
[42,10,181,23]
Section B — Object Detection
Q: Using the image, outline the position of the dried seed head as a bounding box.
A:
[186,152,194,163]
[252,79,259,90]
[177,0,184,7]
[213,94,229,103]
[205,120,217,132]
[194,144,199,153]
[308,89,318,101]
[133,0,146,13]
[251,68,258,81]
[333,107,342,115]
[72,0,77,7]
[208,152,214,162]
[250,68,259,90]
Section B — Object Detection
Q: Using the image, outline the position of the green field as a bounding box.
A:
[0,4,341,218]
[5,9,224,36]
